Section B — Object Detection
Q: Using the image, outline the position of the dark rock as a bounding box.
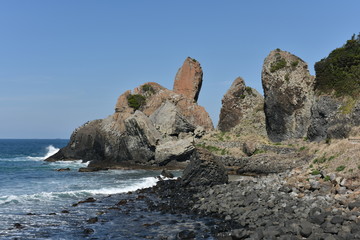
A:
[349,200,360,210]
[56,168,70,171]
[262,49,315,141]
[61,210,70,214]
[78,167,108,172]
[117,199,128,206]
[161,170,174,178]
[181,148,228,187]
[330,215,344,225]
[14,223,24,229]
[86,217,98,224]
[83,228,94,234]
[176,230,196,240]
[300,221,313,238]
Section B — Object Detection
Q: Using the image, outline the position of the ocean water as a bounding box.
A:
[0,139,215,239]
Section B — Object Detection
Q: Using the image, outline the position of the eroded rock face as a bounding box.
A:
[307,96,360,141]
[150,101,195,136]
[262,49,315,142]
[173,57,203,102]
[218,77,266,136]
[181,148,228,187]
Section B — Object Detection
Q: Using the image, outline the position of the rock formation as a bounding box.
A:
[262,49,315,142]
[218,77,266,137]
[47,58,213,168]
[307,96,360,141]
[181,148,228,187]
[173,57,203,102]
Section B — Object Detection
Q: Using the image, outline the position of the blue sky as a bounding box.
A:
[1,1,360,138]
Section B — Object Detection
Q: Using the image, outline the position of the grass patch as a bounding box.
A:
[253,149,265,155]
[196,143,228,155]
[311,169,321,175]
[336,165,346,172]
[324,175,331,181]
[299,146,306,151]
[340,97,356,114]
[270,58,287,73]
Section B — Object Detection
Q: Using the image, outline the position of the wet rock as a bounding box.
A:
[86,217,98,224]
[14,223,24,229]
[176,230,196,240]
[56,168,70,171]
[161,170,174,178]
[83,228,94,235]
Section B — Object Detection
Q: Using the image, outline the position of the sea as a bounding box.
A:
[0,139,216,240]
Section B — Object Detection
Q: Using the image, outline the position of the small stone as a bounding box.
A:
[331,215,344,225]
[300,221,313,238]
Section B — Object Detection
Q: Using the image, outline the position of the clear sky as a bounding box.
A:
[1,0,360,138]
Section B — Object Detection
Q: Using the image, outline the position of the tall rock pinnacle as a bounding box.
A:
[218,77,266,136]
[262,49,315,142]
[173,57,203,102]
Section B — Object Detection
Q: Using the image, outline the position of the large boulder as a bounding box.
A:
[150,101,195,136]
[155,138,195,165]
[262,49,315,142]
[173,57,203,102]
[218,77,266,136]
[181,148,228,187]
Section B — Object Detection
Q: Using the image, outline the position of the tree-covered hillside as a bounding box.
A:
[315,34,360,97]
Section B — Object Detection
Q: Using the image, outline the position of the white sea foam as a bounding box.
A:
[0,176,158,205]
[27,145,60,161]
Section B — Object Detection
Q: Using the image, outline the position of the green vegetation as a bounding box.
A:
[324,175,331,181]
[291,60,299,68]
[142,84,155,94]
[315,33,360,97]
[245,86,253,95]
[311,169,321,175]
[313,154,335,164]
[336,165,346,172]
[127,94,146,110]
[270,58,287,73]
[299,146,306,151]
[284,73,290,82]
[196,143,228,155]
[253,149,265,155]
[339,97,356,114]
